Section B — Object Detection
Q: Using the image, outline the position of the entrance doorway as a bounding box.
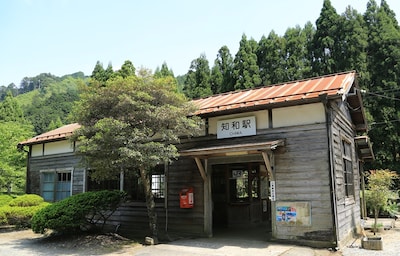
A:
[211,162,271,235]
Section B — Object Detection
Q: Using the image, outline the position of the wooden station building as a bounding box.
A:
[19,71,373,248]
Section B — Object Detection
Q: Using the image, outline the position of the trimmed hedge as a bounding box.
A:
[8,194,45,207]
[0,194,49,228]
[0,195,14,207]
[31,190,126,234]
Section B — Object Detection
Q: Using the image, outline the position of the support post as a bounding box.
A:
[194,157,208,181]
[261,151,274,181]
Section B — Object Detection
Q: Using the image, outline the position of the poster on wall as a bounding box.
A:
[276,201,311,226]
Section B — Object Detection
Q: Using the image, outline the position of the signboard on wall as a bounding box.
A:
[276,201,311,226]
[217,116,256,139]
[270,181,276,201]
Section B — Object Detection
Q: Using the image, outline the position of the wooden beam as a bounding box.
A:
[194,157,207,182]
[261,151,274,180]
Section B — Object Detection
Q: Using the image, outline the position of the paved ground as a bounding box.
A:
[0,219,399,256]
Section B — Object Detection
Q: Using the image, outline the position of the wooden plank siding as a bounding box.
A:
[26,152,84,196]
[106,156,206,238]
[329,101,362,247]
[263,123,335,243]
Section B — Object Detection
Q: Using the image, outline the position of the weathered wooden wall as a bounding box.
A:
[259,123,335,245]
[330,101,362,247]
[107,156,205,239]
[26,152,84,196]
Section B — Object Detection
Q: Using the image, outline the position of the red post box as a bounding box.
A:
[179,187,194,208]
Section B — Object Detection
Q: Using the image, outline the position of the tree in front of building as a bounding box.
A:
[365,169,398,234]
[72,75,202,243]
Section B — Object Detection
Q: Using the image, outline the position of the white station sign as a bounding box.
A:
[217,116,256,139]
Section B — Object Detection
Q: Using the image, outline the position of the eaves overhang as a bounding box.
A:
[355,135,374,162]
[180,139,285,158]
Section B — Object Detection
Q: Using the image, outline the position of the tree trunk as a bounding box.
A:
[6,182,12,195]
[374,207,379,235]
[140,167,158,244]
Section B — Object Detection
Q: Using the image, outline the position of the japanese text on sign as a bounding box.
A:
[217,116,256,139]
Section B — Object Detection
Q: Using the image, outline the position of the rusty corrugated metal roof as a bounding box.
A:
[192,71,356,116]
[19,123,81,146]
[18,71,362,146]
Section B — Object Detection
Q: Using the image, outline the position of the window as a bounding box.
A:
[229,164,259,203]
[231,170,249,201]
[87,171,120,191]
[152,174,165,198]
[342,139,354,197]
[87,165,165,201]
[41,169,72,202]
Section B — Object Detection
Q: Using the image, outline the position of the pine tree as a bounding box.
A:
[91,61,107,84]
[257,31,286,85]
[0,91,25,122]
[117,60,136,78]
[336,6,368,82]
[154,62,174,78]
[364,0,400,171]
[312,0,341,76]
[283,25,312,82]
[183,54,212,99]
[233,34,261,89]
[210,46,234,93]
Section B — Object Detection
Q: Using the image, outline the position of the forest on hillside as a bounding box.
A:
[1,0,400,193]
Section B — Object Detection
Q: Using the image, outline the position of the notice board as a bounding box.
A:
[276,201,311,226]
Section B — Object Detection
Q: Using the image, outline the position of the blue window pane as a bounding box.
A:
[42,191,54,201]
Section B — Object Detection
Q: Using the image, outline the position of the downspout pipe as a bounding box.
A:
[319,93,339,248]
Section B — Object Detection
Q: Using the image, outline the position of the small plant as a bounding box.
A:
[365,169,398,235]
[372,222,383,228]
[384,200,400,218]
[372,222,383,229]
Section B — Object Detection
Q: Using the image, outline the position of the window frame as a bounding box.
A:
[228,164,260,204]
[86,164,166,202]
[341,138,355,198]
[40,168,73,202]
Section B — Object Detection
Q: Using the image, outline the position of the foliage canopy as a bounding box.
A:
[73,75,201,180]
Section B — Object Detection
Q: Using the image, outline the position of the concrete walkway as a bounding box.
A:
[133,236,320,256]
[133,218,399,256]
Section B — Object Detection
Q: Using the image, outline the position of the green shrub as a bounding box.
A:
[0,210,7,225]
[0,194,49,228]
[31,190,126,234]
[1,203,50,228]
[0,195,14,207]
[8,194,45,207]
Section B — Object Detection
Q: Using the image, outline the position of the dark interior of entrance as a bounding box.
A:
[211,162,271,232]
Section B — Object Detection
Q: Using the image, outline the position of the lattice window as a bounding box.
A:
[342,139,354,197]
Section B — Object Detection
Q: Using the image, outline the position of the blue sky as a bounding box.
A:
[1,0,400,86]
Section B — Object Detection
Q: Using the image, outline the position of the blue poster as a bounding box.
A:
[276,206,297,222]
